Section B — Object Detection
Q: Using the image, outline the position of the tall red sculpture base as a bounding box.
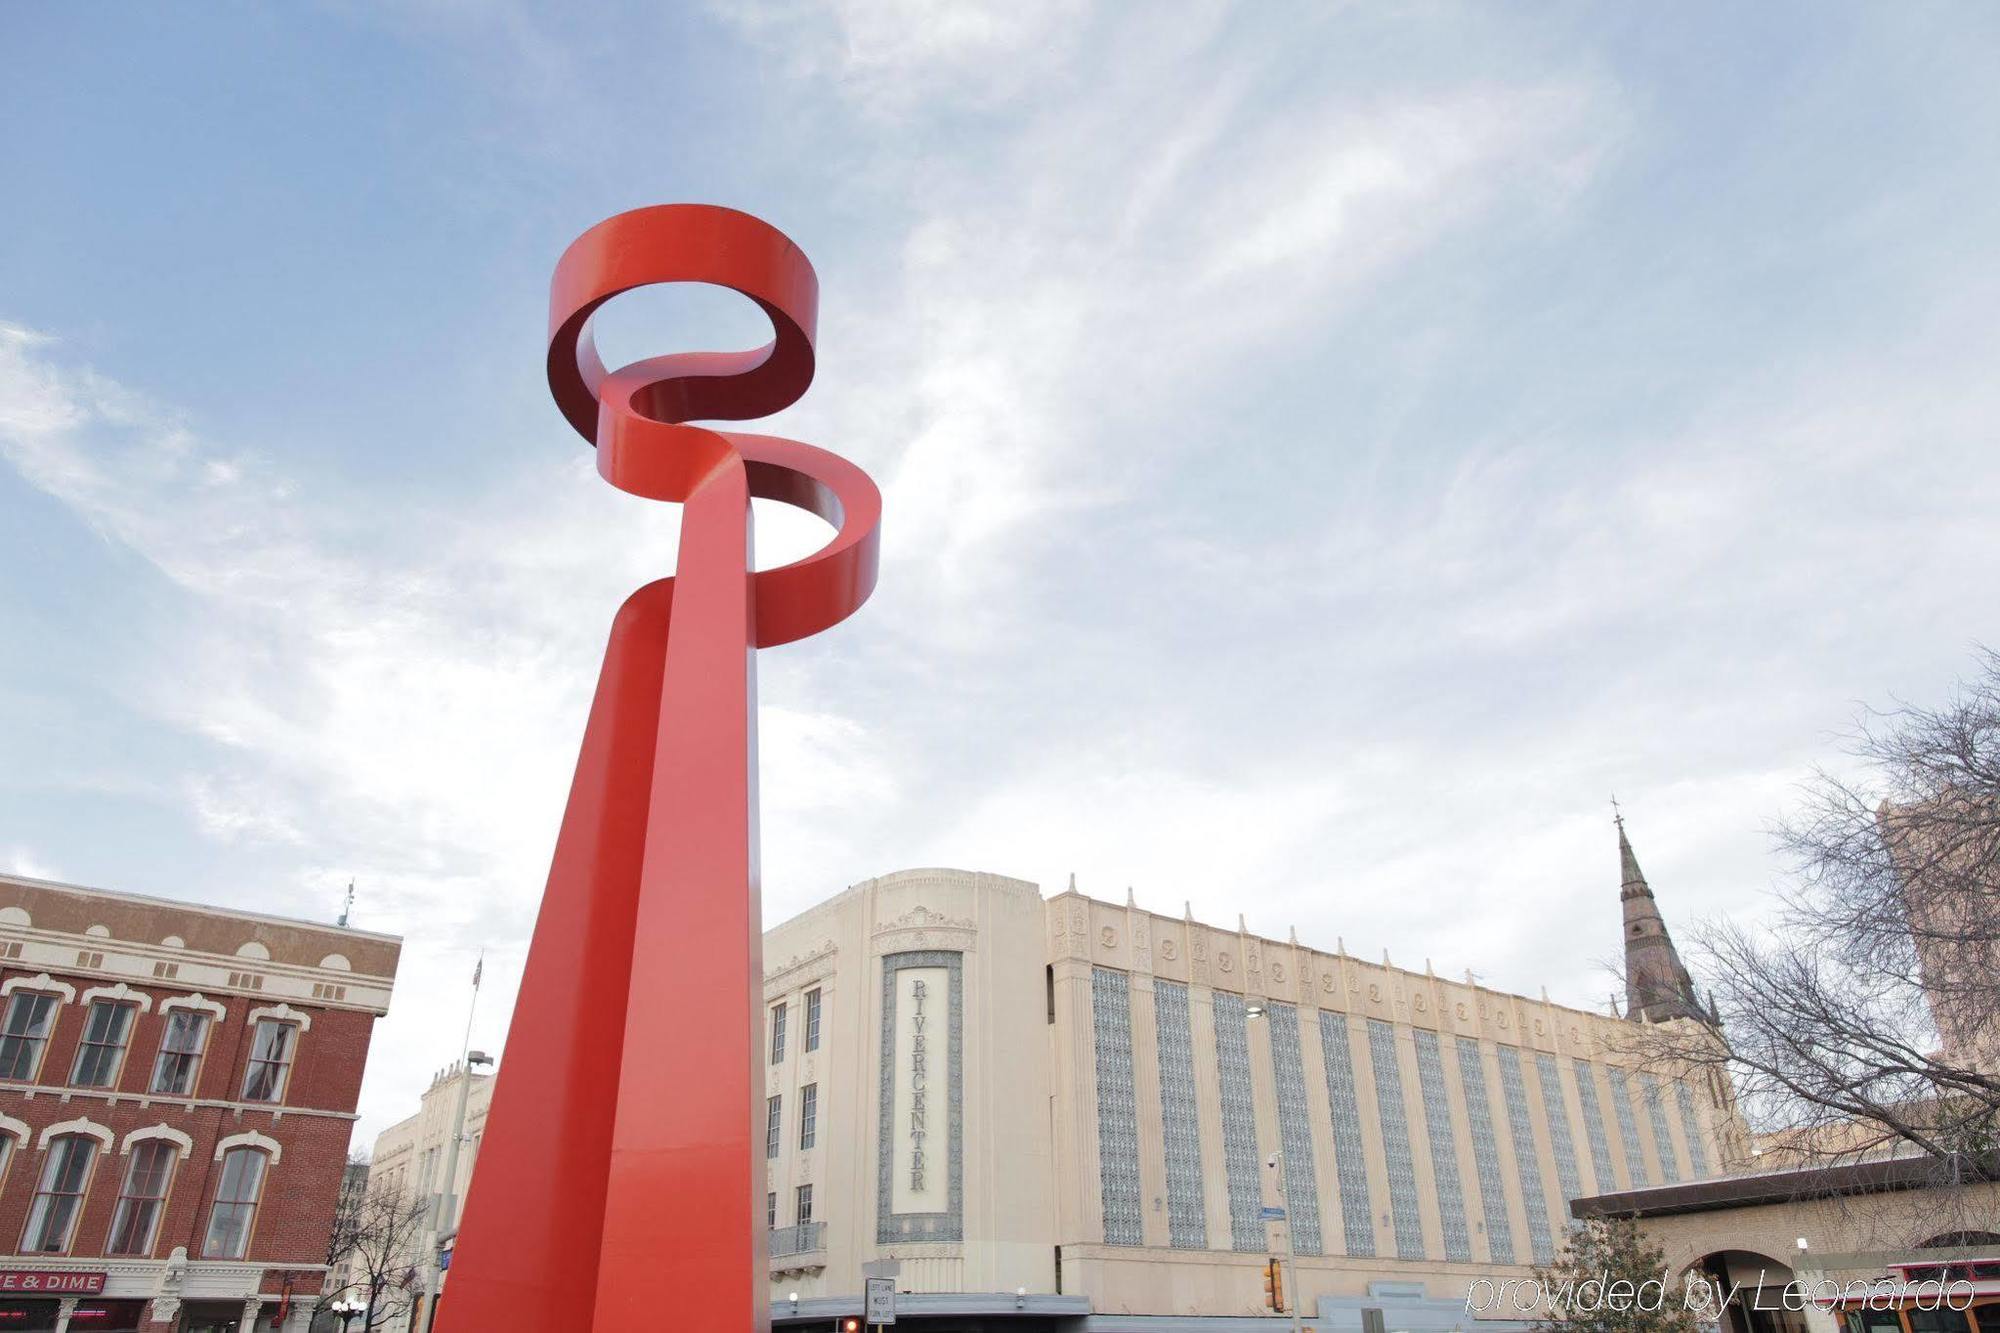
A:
[436,206,880,1333]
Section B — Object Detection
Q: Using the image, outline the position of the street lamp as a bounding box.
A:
[1245,1006,1305,1333]
[436,1050,495,1232]
[424,1049,495,1330]
[330,1296,364,1332]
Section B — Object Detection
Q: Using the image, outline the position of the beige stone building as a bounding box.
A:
[356,1061,492,1333]
[752,843,1745,1330]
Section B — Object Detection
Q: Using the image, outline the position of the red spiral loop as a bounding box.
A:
[547,203,881,647]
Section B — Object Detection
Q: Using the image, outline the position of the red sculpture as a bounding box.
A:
[437,206,880,1333]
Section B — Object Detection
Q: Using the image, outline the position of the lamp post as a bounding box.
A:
[422,1050,493,1331]
[1245,1004,1306,1333]
[330,1297,364,1333]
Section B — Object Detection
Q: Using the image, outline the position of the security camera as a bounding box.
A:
[1266,1154,1279,1169]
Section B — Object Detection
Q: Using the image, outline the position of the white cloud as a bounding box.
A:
[0,325,890,1137]
[2,846,62,883]
[11,1,2000,1148]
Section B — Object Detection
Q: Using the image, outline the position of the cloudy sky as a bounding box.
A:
[3,2,1997,1141]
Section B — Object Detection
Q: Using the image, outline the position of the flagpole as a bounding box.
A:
[459,951,482,1064]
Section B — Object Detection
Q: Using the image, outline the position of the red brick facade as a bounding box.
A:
[0,875,399,1333]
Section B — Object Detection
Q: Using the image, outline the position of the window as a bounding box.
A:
[765,1094,782,1159]
[1852,1311,1910,1333]
[1909,1311,1970,1333]
[769,1003,787,1065]
[71,1000,136,1088]
[203,1147,268,1258]
[107,1140,177,1256]
[795,1183,813,1226]
[0,1134,15,1187]
[799,1083,818,1150]
[152,1009,210,1095]
[0,992,59,1081]
[241,1019,296,1102]
[804,988,822,1052]
[766,1191,777,1230]
[21,1135,98,1253]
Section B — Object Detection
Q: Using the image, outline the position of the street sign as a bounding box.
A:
[865,1276,897,1326]
[861,1259,901,1279]
[1258,1205,1286,1221]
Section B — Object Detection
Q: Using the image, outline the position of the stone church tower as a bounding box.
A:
[1618,814,1713,1024]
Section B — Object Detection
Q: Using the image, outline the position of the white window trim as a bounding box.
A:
[36,1117,114,1150]
[122,1124,194,1156]
[247,1003,312,1032]
[159,993,227,1024]
[80,983,154,1013]
[215,1129,282,1164]
[0,1112,27,1143]
[1,973,76,1003]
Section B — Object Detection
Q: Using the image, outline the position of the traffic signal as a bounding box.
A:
[1263,1257,1286,1311]
[839,1319,861,1332]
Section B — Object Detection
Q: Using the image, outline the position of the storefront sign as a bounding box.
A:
[0,1271,107,1294]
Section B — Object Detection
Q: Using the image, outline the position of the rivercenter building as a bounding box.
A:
[753,829,1743,1330]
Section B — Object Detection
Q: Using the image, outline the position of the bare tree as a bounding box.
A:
[1629,650,2000,1202]
[318,1171,432,1333]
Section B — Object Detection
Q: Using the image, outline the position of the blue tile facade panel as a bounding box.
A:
[1267,1004,1325,1256]
[1676,1080,1713,1178]
[1412,1029,1473,1262]
[1495,1046,1556,1263]
[1091,967,1144,1245]
[1571,1058,1620,1192]
[1318,1011,1378,1257]
[1534,1053,1584,1225]
[1454,1037,1515,1265]
[1214,992,1269,1252]
[1640,1073,1684,1184]
[1153,980,1209,1249]
[1606,1066,1652,1188]
[1366,1019,1428,1260]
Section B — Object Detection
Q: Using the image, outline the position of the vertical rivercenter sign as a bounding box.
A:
[891,966,947,1213]
[878,951,963,1241]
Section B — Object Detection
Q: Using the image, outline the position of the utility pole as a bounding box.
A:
[1245,1004,1306,1333]
[1266,1151,1306,1333]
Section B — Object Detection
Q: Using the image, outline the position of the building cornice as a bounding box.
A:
[1052,887,1664,1061]
[0,1084,359,1123]
[0,871,400,944]
[0,928,393,1016]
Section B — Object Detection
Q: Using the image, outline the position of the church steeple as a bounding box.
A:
[1615,806,1710,1025]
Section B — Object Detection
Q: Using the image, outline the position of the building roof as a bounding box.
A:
[0,869,401,977]
[1570,1150,2000,1220]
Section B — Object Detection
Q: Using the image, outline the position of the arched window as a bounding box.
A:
[107,1140,178,1256]
[241,1019,297,1102]
[71,999,138,1088]
[204,1147,269,1259]
[21,1134,99,1253]
[0,990,62,1081]
[152,1007,213,1096]
[1919,1230,2000,1249]
[0,1131,18,1189]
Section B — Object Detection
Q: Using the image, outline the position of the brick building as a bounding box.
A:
[0,872,400,1333]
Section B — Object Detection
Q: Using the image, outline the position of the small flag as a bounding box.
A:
[472,952,483,989]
